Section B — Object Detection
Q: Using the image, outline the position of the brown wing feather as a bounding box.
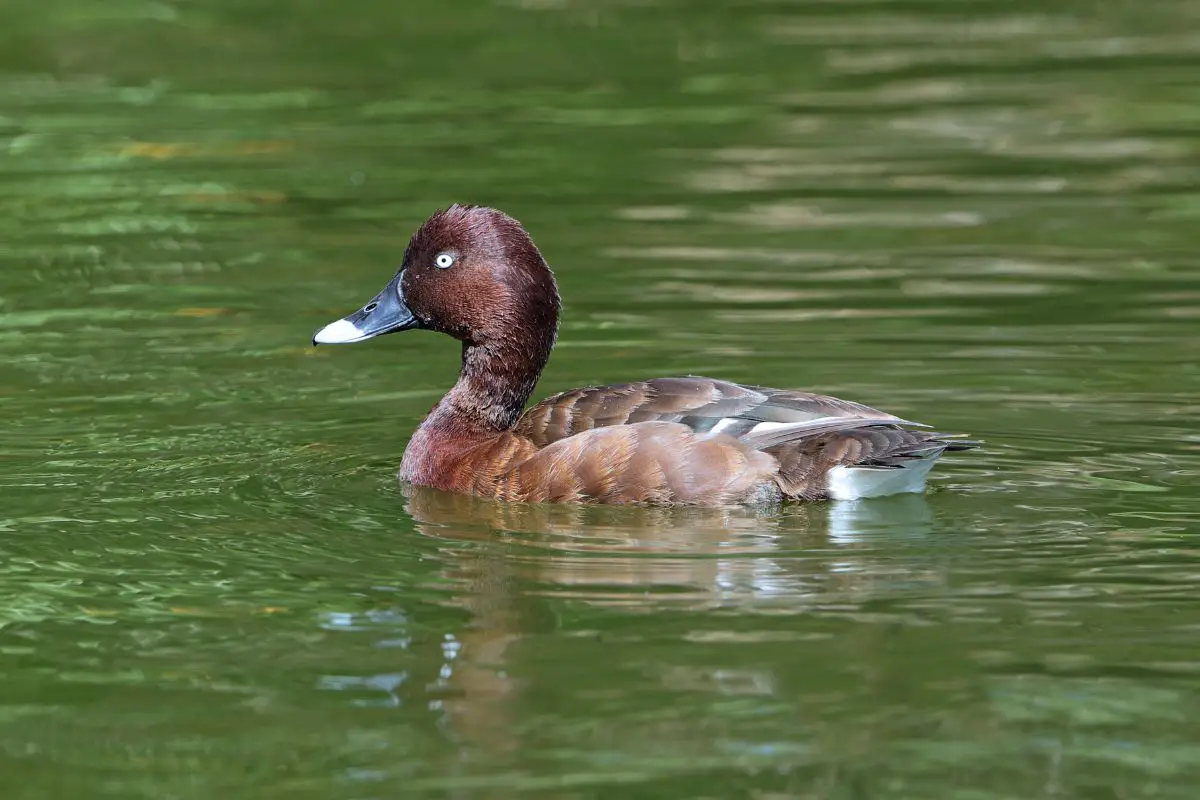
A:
[503,376,974,504]
[514,376,905,447]
[494,422,779,505]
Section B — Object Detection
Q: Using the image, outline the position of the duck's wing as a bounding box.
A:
[515,376,915,448]
[513,376,976,502]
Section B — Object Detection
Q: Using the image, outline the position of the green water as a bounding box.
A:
[3,0,1200,797]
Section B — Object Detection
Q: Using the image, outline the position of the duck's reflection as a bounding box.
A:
[404,485,940,599]
[396,486,942,758]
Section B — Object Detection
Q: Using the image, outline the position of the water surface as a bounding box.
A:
[2,0,1200,797]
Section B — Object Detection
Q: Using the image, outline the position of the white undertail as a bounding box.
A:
[826,451,941,501]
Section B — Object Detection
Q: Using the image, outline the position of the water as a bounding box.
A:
[3,0,1200,796]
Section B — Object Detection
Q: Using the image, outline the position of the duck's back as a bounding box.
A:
[514,377,899,445]
[504,376,972,504]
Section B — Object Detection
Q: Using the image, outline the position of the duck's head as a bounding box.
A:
[313,205,560,353]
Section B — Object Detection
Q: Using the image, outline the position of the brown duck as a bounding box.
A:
[313,205,974,505]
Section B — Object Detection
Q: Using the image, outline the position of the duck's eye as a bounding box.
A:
[434,253,455,269]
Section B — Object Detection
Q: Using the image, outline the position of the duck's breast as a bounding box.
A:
[401,426,538,495]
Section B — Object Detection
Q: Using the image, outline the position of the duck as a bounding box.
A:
[313,204,975,505]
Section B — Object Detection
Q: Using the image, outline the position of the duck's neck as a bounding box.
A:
[425,338,548,435]
[400,339,547,485]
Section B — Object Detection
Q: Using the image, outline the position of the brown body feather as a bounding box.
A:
[496,422,778,504]
[401,375,970,505]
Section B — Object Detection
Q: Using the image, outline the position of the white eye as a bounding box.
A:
[434,253,455,269]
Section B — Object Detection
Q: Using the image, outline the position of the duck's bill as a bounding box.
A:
[312,273,421,345]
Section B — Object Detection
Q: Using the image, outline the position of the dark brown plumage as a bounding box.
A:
[313,205,975,505]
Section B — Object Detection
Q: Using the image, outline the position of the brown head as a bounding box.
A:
[313,205,561,428]
[314,205,559,349]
